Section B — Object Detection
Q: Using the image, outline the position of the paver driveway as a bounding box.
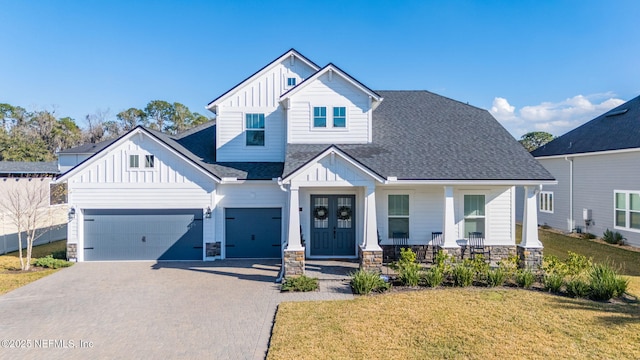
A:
[0,261,353,359]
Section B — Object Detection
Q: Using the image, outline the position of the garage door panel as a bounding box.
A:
[84,209,202,261]
[225,208,281,258]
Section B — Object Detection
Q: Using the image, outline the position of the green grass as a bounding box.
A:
[516,225,640,276]
[5,240,67,259]
[0,240,68,295]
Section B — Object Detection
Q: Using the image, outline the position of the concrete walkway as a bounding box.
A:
[0,261,353,359]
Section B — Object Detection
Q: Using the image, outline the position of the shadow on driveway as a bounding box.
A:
[150,259,282,283]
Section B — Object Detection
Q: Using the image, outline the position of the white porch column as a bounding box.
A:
[520,185,543,248]
[285,184,303,250]
[362,185,382,251]
[442,186,460,248]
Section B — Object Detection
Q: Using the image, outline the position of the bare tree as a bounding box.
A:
[0,178,58,270]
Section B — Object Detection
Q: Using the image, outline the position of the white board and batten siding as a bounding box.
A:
[215,59,317,162]
[66,134,216,259]
[376,185,515,246]
[287,72,372,144]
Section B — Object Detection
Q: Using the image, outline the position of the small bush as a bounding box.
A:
[515,269,535,288]
[451,263,474,287]
[486,268,507,287]
[281,275,319,292]
[615,276,629,297]
[468,256,490,282]
[51,250,67,260]
[32,255,73,269]
[582,232,596,240]
[423,267,444,287]
[589,264,622,301]
[543,273,564,293]
[543,255,567,276]
[350,269,389,295]
[565,252,592,276]
[566,277,591,298]
[498,255,519,280]
[602,229,626,245]
[391,248,422,287]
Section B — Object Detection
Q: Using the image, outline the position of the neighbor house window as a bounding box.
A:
[246,113,265,146]
[145,155,155,168]
[129,154,139,168]
[287,77,296,87]
[313,107,326,127]
[615,191,640,231]
[464,194,485,236]
[388,195,409,238]
[50,183,67,205]
[539,191,553,213]
[333,107,346,128]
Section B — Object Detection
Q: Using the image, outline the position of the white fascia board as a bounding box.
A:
[382,179,558,186]
[282,146,385,184]
[279,64,382,103]
[535,147,640,160]
[54,128,220,184]
[206,50,320,112]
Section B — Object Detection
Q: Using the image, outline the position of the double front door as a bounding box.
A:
[310,195,356,257]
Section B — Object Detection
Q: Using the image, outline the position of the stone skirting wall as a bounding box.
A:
[283,249,305,277]
[359,248,382,272]
[517,246,543,270]
[382,244,517,266]
[67,243,77,261]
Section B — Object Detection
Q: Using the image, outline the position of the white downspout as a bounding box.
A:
[565,157,574,232]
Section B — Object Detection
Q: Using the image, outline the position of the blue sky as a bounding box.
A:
[1,0,639,138]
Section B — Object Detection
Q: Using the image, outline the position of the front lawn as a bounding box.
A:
[0,240,68,295]
[268,229,640,359]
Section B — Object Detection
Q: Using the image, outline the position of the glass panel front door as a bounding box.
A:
[310,195,356,257]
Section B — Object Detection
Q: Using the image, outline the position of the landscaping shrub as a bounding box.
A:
[615,276,629,297]
[543,273,564,293]
[589,263,623,301]
[468,256,489,283]
[498,255,519,280]
[51,250,67,260]
[565,277,591,298]
[391,248,422,287]
[582,232,596,240]
[350,269,390,295]
[602,229,626,245]
[422,267,444,288]
[515,269,535,288]
[281,275,319,292]
[565,252,592,276]
[451,263,474,287]
[543,255,567,276]
[32,255,72,269]
[486,268,507,287]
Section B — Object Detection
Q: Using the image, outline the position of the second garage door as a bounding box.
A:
[225,208,282,258]
[84,209,203,261]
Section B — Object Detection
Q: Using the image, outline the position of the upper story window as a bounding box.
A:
[388,194,409,238]
[129,154,155,170]
[313,107,327,128]
[129,154,139,168]
[464,194,485,237]
[287,77,296,87]
[333,107,346,128]
[615,191,640,231]
[246,113,265,146]
[539,191,553,213]
[145,155,155,168]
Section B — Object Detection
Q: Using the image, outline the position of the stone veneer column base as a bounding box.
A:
[283,249,305,278]
[359,247,382,272]
[517,246,543,270]
[438,247,462,263]
[66,243,77,261]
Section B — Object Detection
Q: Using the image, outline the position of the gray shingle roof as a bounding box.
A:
[0,161,59,174]
[284,91,554,180]
[57,138,116,154]
[532,95,640,157]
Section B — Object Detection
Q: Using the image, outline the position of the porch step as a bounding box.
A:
[305,260,358,281]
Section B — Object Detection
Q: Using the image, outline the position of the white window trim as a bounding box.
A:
[127,152,157,171]
[614,190,640,233]
[383,190,414,244]
[460,192,488,239]
[244,112,266,147]
[310,104,349,132]
[283,74,298,90]
[539,191,554,213]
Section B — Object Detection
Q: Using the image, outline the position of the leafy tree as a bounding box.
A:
[144,100,174,132]
[116,107,146,131]
[519,131,555,152]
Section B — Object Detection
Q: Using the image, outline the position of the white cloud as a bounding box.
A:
[490,94,625,138]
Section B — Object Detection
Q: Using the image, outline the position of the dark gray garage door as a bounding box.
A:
[84,209,203,261]
[225,208,281,258]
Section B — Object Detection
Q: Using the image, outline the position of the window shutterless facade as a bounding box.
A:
[313,107,327,128]
[464,194,485,236]
[388,194,409,238]
[539,191,553,213]
[246,113,265,146]
[615,190,640,231]
[333,107,346,127]
[145,155,155,168]
[129,154,139,168]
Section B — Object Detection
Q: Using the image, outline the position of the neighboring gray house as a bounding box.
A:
[531,95,640,246]
[0,161,67,254]
[55,49,554,276]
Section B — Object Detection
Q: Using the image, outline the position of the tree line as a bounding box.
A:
[0,100,211,162]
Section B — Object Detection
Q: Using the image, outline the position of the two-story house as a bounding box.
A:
[55,49,555,276]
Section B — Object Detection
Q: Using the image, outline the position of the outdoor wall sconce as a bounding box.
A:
[205,206,212,219]
[68,207,76,221]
